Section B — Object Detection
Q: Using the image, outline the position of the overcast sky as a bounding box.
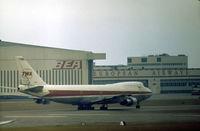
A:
[0,0,200,67]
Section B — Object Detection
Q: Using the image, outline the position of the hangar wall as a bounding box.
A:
[0,41,106,95]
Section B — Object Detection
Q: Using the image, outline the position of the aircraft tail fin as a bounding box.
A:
[15,56,46,87]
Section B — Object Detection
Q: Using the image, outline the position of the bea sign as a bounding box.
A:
[53,60,82,70]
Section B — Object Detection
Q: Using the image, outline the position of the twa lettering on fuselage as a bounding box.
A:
[53,60,82,70]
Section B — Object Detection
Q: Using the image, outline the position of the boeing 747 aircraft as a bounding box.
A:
[16,56,152,110]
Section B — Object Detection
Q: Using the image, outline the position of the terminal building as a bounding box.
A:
[0,40,106,95]
[93,54,200,94]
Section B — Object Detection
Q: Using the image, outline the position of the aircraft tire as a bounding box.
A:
[35,99,42,104]
[100,105,108,110]
[136,104,140,109]
[78,105,94,110]
[89,106,95,110]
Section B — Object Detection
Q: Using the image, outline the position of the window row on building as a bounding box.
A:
[0,70,19,93]
[160,82,187,87]
[35,69,83,85]
[128,63,187,67]
[160,79,200,87]
[128,57,177,63]
[0,69,83,93]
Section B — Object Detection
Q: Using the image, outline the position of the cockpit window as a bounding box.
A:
[138,83,144,88]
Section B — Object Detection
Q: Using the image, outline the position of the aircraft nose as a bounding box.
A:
[146,87,152,93]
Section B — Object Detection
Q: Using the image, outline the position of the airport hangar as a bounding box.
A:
[0,40,105,95]
[93,54,200,94]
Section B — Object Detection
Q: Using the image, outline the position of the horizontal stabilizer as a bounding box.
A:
[25,86,44,93]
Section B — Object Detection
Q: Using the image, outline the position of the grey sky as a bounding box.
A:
[0,0,200,67]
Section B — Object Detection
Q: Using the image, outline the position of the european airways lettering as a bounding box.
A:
[93,69,186,77]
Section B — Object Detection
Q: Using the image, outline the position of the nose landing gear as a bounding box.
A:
[136,102,140,109]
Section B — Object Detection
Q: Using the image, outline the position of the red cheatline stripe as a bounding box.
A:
[45,90,151,97]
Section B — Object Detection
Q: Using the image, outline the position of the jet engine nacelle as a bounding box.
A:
[120,96,137,106]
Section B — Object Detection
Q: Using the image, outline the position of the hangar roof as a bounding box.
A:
[1,40,90,53]
[0,40,106,60]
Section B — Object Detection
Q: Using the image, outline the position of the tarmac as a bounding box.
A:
[0,94,200,129]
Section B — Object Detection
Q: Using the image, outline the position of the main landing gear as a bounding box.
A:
[77,104,109,110]
[78,105,94,110]
[100,104,108,110]
[35,98,50,104]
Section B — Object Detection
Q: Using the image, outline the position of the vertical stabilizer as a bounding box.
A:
[15,56,46,86]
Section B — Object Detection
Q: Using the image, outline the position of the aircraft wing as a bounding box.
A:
[93,94,134,105]
[93,93,151,106]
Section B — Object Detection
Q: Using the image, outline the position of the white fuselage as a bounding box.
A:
[22,82,152,105]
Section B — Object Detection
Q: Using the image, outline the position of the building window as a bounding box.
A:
[0,71,2,93]
[157,58,161,62]
[46,70,48,84]
[141,58,147,62]
[55,70,58,85]
[1,71,2,87]
[128,58,132,63]
[62,70,64,85]
[65,70,67,85]
[49,70,51,84]
[68,70,70,85]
